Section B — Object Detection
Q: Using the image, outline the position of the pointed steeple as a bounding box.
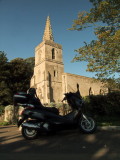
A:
[42,16,54,41]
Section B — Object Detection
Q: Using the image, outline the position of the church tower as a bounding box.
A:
[31,16,64,103]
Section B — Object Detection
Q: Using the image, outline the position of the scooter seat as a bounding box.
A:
[42,106,59,115]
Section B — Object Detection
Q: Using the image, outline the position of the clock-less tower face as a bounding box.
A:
[34,40,64,103]
[31,16,64,103]
[35,49,42,65]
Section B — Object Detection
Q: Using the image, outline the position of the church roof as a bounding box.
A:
[42,16,54,41]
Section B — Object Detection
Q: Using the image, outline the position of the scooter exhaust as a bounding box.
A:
[22,122,40,129]
[22,122,50,131]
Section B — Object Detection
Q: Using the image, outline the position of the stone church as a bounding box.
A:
[30,16,106,104]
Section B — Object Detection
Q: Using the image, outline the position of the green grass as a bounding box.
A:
[0,121,10,126]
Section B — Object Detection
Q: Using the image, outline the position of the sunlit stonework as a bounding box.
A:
[30,16,107,104]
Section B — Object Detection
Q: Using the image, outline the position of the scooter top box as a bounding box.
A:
[13,92,29,106]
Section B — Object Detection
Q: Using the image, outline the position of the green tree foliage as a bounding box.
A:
[0,53,35,106]
[106,78,120,91]
[9,57,34,94]
[24,57,35,73]
[70,0,120,79]
[0,51,8,82]
[0,51,12,105]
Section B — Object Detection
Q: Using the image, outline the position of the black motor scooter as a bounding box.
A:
[14,88,96,140]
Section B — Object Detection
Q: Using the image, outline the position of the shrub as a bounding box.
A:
[84,91,120,116]
[0,105,5,116]
[0,121,10,126]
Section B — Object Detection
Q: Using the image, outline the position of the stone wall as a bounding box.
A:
[62,73,107,98]
[4,105,24,123]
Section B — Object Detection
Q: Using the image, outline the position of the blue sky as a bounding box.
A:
[0,0,97,78]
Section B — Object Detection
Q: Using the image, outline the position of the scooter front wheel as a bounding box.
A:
[21,127,38,140]
[79,115,96,133]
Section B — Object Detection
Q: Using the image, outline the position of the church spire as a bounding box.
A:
[42,16,54,41]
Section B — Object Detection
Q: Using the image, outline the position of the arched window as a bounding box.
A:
[99,89,105,95]
[52,48,55,59]
[89,87,94,95]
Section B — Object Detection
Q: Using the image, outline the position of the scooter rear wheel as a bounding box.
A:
[21,127,38,140]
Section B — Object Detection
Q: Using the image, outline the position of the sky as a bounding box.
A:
[0,0,97,78]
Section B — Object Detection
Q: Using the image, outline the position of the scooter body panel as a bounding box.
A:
[16,89,96,140]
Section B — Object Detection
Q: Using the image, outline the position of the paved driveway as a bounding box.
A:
[0,125,120,160]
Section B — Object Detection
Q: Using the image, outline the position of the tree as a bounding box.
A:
[0,51,12,105]
[0,53,35,106]
[9,57,34,94]
[106,78,120,91]
[70,0,120,79]
[24,57,35,74]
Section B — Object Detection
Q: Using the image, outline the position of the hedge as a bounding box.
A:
[84,91,120,116]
